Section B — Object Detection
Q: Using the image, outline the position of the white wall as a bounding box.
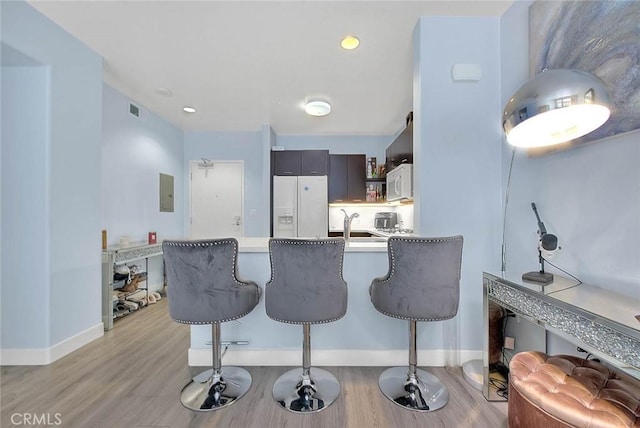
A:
[101,84,185,245]
[1,62,50,349]
[504,134,640,297]
[1,0,103,362]
[413,16,503,353]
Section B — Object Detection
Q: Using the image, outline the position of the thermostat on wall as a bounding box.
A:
[452,63,482,81]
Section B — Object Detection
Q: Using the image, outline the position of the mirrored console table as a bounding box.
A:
[483,271,640,401]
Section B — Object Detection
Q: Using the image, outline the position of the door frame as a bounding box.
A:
[188,160,244,239]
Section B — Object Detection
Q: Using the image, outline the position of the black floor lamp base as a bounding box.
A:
[522,271,553,284]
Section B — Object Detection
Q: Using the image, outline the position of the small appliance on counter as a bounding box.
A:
[373,212,414,236]
[374,212,398,230]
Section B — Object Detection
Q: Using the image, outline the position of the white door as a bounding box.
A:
[190,161,243,239]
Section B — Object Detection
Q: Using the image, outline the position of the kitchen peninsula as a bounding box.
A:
[187,237,462,367]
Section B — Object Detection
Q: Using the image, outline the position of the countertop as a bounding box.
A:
[104,238,390,253]
[237,237,388,252]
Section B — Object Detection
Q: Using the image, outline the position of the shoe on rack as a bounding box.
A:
[128,296,146,307]
[122,300,139,311]
[115,302,129,312]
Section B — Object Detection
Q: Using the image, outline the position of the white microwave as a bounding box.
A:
[386,164,413,201]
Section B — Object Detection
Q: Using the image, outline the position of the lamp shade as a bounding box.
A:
[502,69,610,148]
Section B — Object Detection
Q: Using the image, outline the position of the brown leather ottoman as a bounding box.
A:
[508,351,640,428]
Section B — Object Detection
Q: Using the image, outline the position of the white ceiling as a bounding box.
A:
[29,0,513,136]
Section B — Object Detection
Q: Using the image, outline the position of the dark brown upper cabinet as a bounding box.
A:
[272,150,302,176]
[301,150,329,175]
[386,113,413,173]
[272,150,328,176]
[329,154,366,202]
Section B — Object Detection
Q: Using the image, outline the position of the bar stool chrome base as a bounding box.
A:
[180,367,252,411]
[272,368,340,413]
[378,366,449,412]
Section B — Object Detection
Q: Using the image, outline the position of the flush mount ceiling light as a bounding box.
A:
[305,100,331,117]
[340,35,360,50]
[502,69,610,148]
[182,106,197,113]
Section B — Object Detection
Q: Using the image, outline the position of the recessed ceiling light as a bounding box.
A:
[305,100,331,117]
[341,35,360,50]
[182,106,197,113]
[156,87,173,97]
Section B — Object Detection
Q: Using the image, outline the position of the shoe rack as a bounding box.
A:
[101,241,163,330]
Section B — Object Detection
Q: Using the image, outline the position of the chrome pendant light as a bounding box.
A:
[502,69,611,148]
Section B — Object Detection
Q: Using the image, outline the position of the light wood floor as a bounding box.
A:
[1,300,507,427]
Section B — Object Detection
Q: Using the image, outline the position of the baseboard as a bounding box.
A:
[0,323,104,366]
[188,348,483,367]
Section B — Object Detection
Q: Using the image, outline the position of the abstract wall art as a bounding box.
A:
[529,0,640,149]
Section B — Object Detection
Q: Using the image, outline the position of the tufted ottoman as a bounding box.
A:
[508,351,640,428]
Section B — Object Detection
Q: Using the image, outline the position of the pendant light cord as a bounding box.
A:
[501,148,516,272]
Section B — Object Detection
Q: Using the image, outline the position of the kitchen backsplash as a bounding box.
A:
[328,204,414,232]
[395,204,414,230]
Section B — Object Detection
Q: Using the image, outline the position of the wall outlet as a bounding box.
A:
[504,336,516,350]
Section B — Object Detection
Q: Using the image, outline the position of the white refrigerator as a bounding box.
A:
[273,175,328,238]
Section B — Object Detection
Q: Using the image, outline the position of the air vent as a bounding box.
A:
[129,103,140,117]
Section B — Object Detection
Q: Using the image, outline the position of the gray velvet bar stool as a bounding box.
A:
[162,238,261,411]
[369,235,463,412]
[265,238,347,413]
